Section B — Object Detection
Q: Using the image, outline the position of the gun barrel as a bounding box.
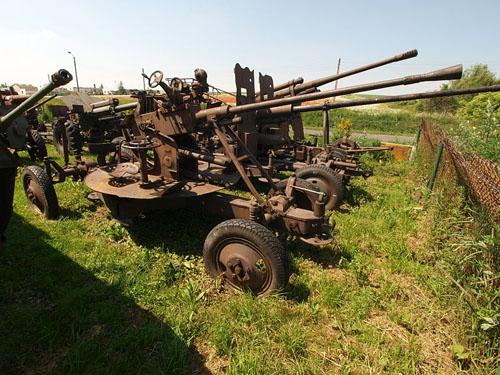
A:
[291,84,500,113]
[90,98,119,110]
[196,64,462,120]
[274,49,418,97]
[254,77,304,98]
[26,94,57,113]
[1,69,72,132]
[91,101,137,114]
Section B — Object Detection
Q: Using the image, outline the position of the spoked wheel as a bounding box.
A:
[296,164,344,210]
[203,219,288,297]
[22,166,59,219]
[26,129,47,161]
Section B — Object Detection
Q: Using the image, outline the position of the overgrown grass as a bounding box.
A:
[0,145,495,374]
[413,151,500,372]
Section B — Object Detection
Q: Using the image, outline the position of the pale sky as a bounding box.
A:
[2,0,499,95]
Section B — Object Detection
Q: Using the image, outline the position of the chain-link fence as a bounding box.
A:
[419,119,500,223]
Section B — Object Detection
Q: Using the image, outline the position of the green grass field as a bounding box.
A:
[0,144,493,374]
[302,107,459,136]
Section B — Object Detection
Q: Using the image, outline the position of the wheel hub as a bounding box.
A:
[306,177,331,198]
[218,242,269,291]
[25,181,43,212]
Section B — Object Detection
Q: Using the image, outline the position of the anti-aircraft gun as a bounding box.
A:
[247,64,500,209]
[83,68,337,296]
[80,60,471,296]
[218,53,461,209]
[51,92,137,155]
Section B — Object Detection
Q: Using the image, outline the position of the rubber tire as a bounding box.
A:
[296,164,344,210]
[203,219,288,297]
[52,121,84,156]
[22,166,59,219]
[332,137,359,150]
[26,129,47,161]
[108,137,136,164]
[272,177,320,211]
[36,120,47,132]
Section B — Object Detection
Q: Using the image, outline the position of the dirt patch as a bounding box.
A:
[191,339,227,375]
[367,311,457,374]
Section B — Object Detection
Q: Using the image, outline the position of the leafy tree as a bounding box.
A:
[450,64,499,90]
[425,64,500,113]
[455,92,500,161]
[423,83,459,113]
[117,81,127,95]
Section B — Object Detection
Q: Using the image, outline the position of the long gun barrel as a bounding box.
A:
[0,69,72,132]
[254,77,304,98]
[290,85,500,113]
[273,49,418,98]
[26,94,57,113]
[91,101,137,115]
[196,64,462,119]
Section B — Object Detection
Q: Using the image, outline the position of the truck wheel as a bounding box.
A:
[22,166,59,219]
[26,129,47,161]
[203,219,288,297]
[296,164,344,210]
[271,177,320,211]
[52,121,84,155]
[108,137,135,164]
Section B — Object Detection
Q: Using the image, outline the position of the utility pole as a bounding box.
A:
[332,58,341,103]
[334,58,341,89]
[67,51,80,92]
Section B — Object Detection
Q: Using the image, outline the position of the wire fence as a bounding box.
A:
[419,119,500,223]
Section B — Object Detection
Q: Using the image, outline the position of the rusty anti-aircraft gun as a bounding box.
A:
[212,52,457,209]
[79,61,486,296]
[223,51,421,209]
[83,68,338,296]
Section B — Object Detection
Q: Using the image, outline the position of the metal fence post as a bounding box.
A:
[428,141,444,191]
[415,125,422,151]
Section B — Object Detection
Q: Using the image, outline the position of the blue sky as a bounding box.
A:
[2,0,500,95]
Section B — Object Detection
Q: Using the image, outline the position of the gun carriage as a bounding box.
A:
[16,59,500,297]
[50,92,137,155]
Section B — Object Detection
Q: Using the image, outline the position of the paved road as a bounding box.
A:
[305,129,416,144]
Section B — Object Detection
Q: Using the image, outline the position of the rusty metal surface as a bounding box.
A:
[380,143,414,161]
[85,164,240,199]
